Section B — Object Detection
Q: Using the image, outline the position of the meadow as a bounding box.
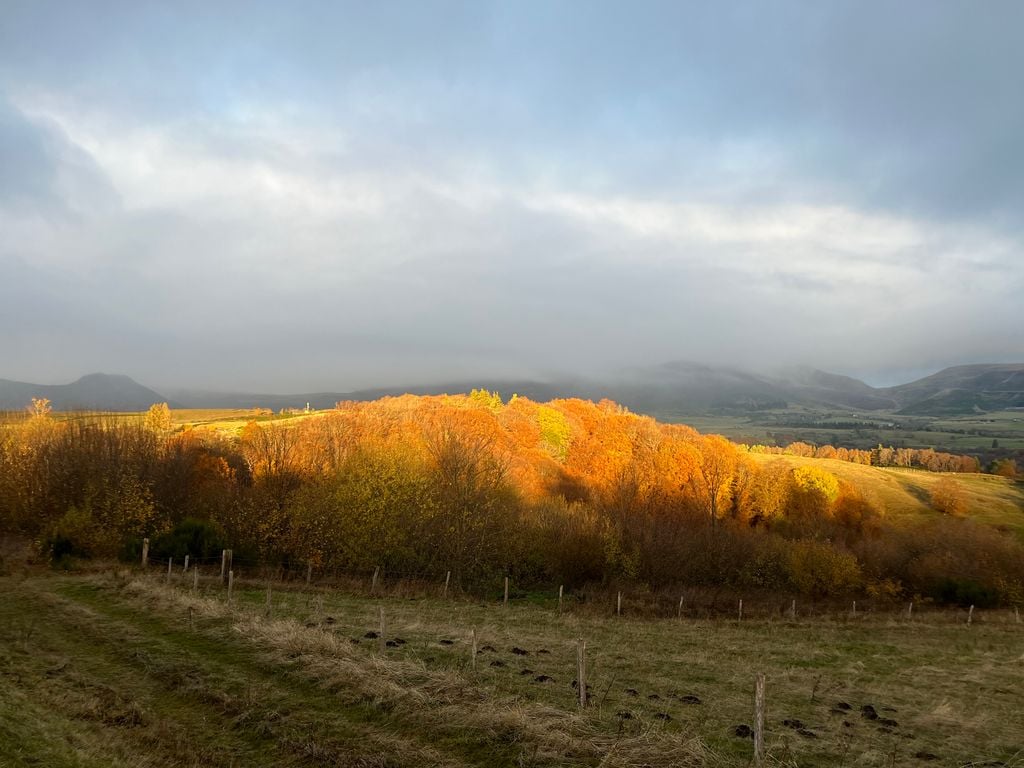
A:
[2,569,1022,767]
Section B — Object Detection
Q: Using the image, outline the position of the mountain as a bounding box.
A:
[163,379,588,411]
[4,363,1023,415]
[882,364,1024,414]
[0,374,172,411]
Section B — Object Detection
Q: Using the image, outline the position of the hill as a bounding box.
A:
[747,452,1024,538]
[883,364,1024,414]
[0,373,172,411]
[3,362,1023,416]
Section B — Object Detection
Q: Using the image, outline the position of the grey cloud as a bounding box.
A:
[0,1,1022,391]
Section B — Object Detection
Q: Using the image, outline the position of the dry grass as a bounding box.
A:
[748,452,1024,537]
[2,571,1023,767]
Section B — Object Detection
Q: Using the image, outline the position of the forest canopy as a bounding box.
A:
[0,393,1020,607]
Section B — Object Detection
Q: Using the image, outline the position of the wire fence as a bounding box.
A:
[135,549,1024,626]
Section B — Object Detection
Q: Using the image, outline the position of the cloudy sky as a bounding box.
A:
[1,1,1022,391]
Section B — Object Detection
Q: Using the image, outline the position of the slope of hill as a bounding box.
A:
[748,452,1024,538]
[883,364,1024,414]
[0,374,171,411]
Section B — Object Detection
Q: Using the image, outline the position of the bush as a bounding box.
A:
[151,518,225,562]
[934,578,1000,608]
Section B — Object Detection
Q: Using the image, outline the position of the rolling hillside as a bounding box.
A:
[748,452,1024,537]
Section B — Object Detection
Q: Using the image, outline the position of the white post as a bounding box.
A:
[617,591,622,617]
[141,538,149,567]
[378,607,386,653]
[167,558,173,582]
[968,604,974,626]
[678,596,684,620]
[444,570,451,598]
[183,554,189,574]
[577,638,587,709]
[738,599,743,621]
[558,585,563,614]
[754,673,766,765]
[192,566,199,593]
[852,600,857,617]
[907,601,913,619]
[371,566,380,594]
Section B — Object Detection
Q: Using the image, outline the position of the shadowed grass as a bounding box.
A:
[2,572,1023,767]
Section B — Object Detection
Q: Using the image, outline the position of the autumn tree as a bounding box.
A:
[28,397,52,418]
[144,402,172,432]
[691,435,739,528]
[991,459,1018,479]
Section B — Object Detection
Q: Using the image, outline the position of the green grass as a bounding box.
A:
[3,572,1024,767]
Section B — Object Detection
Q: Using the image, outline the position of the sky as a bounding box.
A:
[1,1,1022,392]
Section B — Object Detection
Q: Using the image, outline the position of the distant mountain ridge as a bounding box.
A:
[2,363,1022,416]
[0,373,173,411]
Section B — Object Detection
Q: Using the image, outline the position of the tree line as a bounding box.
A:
[1,390,1021,606]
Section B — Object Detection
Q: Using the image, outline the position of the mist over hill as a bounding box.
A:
[3,363,1022,417]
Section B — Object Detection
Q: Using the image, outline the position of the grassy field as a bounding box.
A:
[2,571,1023,767]
[747,453,1024,538]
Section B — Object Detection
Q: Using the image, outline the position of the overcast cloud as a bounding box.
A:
[1,0,1022,391]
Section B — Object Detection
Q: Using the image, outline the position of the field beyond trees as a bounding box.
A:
[2,570,1023,767]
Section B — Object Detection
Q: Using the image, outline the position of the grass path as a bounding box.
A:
[2,572,1024,767]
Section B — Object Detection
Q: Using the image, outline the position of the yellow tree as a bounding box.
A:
[691,435,739,528]
[144,402,172,432]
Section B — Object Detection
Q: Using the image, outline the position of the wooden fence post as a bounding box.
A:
[166,558,173,583]
[371,566,380,594]
[754,673,766,765]
[503,577,509,608]
[227,570,234,604]
[617,591,622,617]
[558,585,563,615]
[192,565,199,593]
[576,638,587,709]
[907,601,913,619]
[378,607,386,653]
[678,596,684,621]
[444,570,451,598]
[738,599,743,621]
[471,629,477,671]
[183,554,189,574]
[221,549,227,582]
[141,538,149,567]
[967,605,974,626]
